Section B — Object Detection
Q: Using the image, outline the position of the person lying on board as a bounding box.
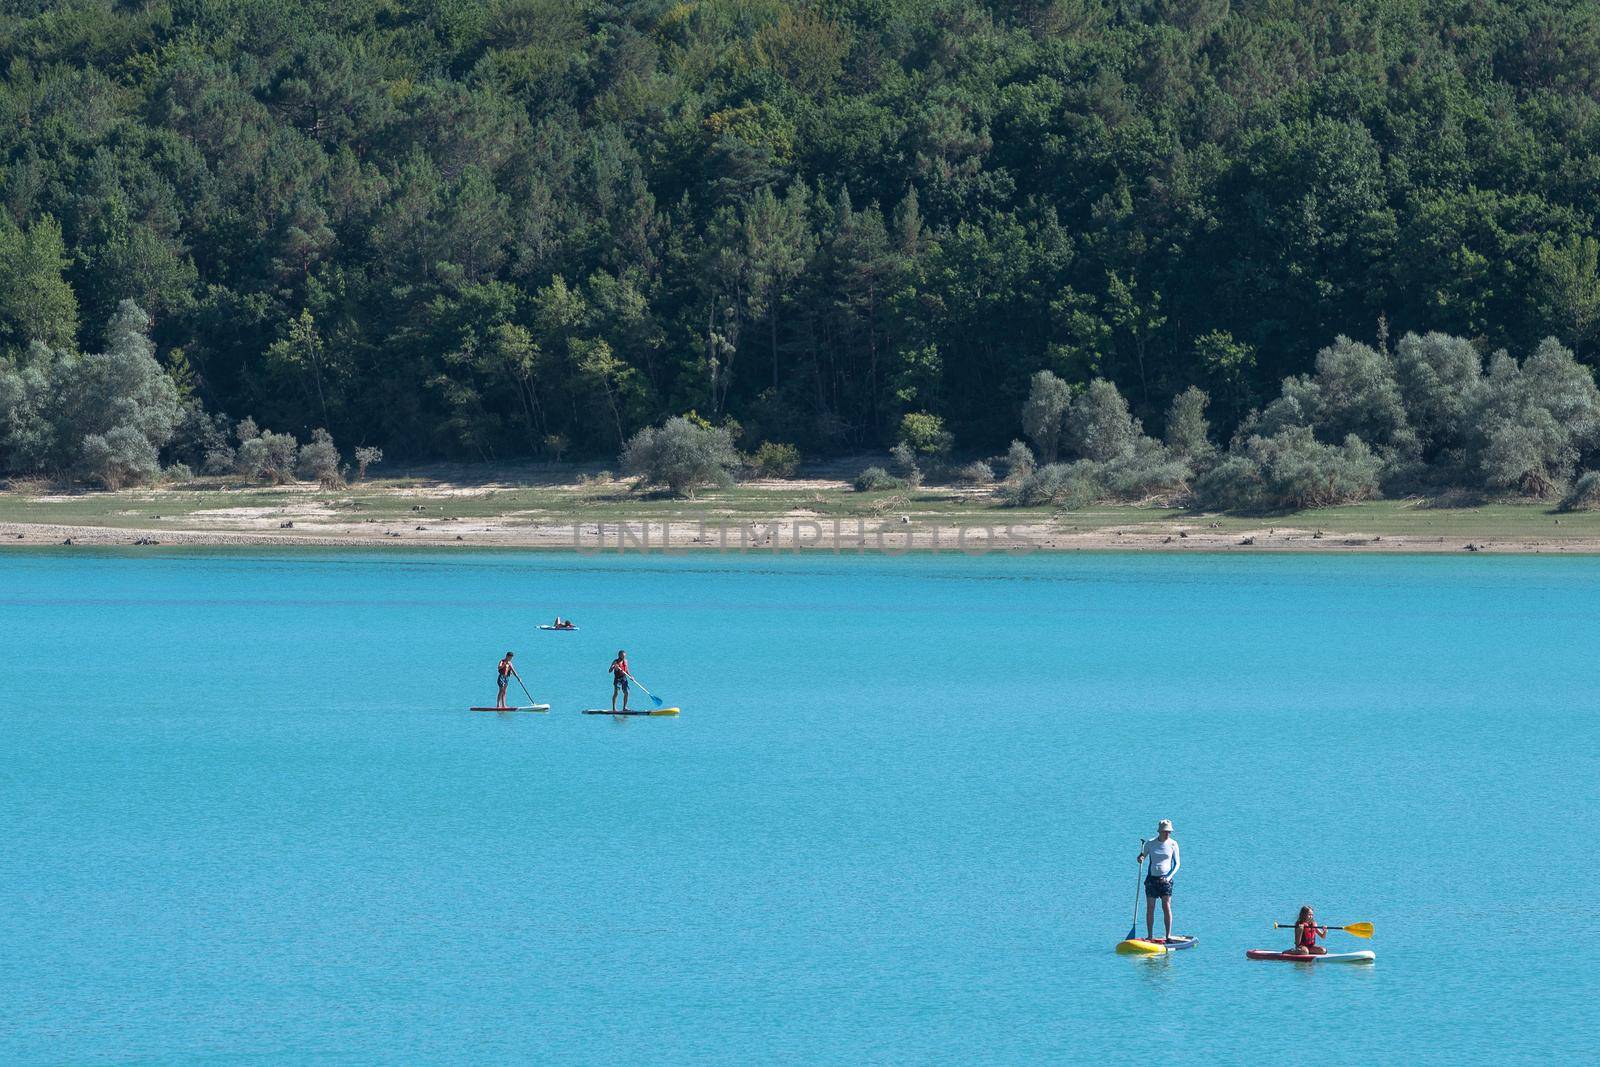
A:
[1287,905,1327,955]
[609,650,630,712]
[552,617,575,629]
[497,651,516,709]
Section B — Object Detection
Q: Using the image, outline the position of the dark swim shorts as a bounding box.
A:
[613,675,629,692]
[1144,875,1174,898]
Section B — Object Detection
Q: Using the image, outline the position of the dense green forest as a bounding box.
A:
[6,0,1600,492]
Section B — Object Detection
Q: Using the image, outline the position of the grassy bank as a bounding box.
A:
[2,467,1598,550]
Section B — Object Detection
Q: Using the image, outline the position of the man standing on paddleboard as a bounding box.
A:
[497,652,516,709]
[1137,819,1181,942]
[609,650,630,712]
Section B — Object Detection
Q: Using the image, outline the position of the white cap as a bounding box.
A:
[1157,819,1174,832]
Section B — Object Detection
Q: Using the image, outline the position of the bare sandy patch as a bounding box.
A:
[187,501,350,528]
[738,476,854,491]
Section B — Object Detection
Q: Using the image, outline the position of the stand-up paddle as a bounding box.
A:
[512,668,540,709]
[614,671,659,703]
[1126,838,1144,941]
[1274,921,1373,938]
[1116,840,1163,954]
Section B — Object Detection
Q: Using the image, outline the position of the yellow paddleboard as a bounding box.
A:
[1115,939,1166,955]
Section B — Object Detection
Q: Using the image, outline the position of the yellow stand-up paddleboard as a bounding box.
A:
[1115,938,1167,955]
[582,707,679,716]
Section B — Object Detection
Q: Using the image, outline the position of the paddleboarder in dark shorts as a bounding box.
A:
[497,652,516,709]
[609,650,630,712]
[1137,819,1181,941]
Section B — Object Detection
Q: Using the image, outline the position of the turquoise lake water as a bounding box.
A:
[2,548,1596,1063]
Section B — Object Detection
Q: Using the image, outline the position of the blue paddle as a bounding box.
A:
[624,671,665,708]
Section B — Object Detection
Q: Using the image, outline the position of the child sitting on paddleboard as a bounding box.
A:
[1287,905,1327,956]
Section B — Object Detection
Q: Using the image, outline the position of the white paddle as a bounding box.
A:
[512,668,540,710]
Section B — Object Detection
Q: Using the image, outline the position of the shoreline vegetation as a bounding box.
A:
[5,465,1600,554]
[12,4,1600,530]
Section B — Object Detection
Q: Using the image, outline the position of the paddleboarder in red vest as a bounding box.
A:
[1287,905,1327,956]
[1137,819,1180,942]
[497,652,517,709]
[609,650,630,712]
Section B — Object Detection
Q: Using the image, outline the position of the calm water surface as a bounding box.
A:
[2,549,1596,1063]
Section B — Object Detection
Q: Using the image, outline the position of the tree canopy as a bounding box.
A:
[5,0,1600,477]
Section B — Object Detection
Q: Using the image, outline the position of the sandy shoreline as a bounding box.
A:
[5,473,1597,553]
[3,517,1596,553]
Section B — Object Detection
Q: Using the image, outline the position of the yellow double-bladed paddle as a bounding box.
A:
[1274,921,1373,939]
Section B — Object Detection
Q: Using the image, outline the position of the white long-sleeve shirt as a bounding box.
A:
[1143,837,1180,878]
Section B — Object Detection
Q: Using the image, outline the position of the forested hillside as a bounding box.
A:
[6,0,1600,482]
